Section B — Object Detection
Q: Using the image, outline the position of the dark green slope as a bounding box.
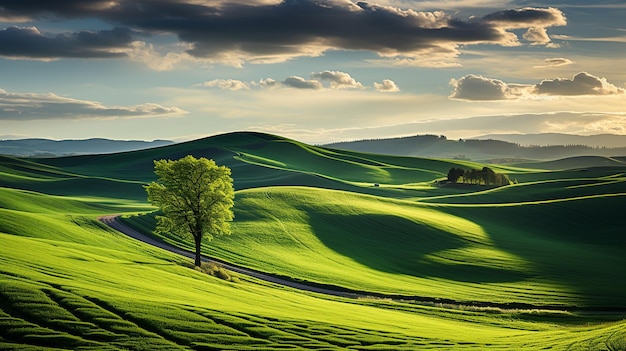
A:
[437,191,626,307]
[0,155,146,199]
[36,131,472,185]
[1,133,337,199]
[2,131,489,200]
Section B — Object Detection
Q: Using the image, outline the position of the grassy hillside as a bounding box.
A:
[2,183,626,350]
[6,132,498,200]
[2,131,626,349]
[125,184,626,308]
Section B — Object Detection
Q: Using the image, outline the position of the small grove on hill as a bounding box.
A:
[447,166,511,186]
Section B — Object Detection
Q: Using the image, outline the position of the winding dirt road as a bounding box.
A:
[98,215,361,299]
[99,215,625,312]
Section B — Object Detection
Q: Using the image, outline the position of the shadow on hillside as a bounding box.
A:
[439,195,626,308]
[308,212,530,284]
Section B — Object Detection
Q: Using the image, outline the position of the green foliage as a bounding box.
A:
[186,261,238,282]
[145,155,234,266]
[447,167,464,183]
[447,166,511,186]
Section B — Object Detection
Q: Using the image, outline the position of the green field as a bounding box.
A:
[1,132,625,350]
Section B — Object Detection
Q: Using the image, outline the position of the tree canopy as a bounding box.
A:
[447,166,510,186]
[145,155,234,267]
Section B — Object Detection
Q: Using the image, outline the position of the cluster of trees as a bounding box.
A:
[447,166,511,186]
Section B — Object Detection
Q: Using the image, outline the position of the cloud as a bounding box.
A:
[198,71,397,92]
[0,88,186,120]
[535,57,574,67]
[0,1,567,65]
[552,34,626,43]
[481,7,567,28]
[374,79,400,92]
[258,78,280,89]
[483,7,565,47]
[450,72,625,101]
[523,27,551,45]
[449,75,524,101]
[199,79,251,91]
[281,76,323,90]
[534,72,626,96]
[125,40,195,71]
[0,26,134,59]
[310,71,364,89]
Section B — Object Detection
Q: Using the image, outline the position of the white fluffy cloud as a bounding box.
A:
[534,72,625,96]
[374,79,401,92]
[450,72,625,101]
[523,27,551,45]
[0,88,185,120]
[200,79,251,91]
[199,71,398,92]
[310,71,364,89]
[449,75,521,101]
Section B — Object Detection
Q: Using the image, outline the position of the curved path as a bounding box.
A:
[99,215,361,299]
[99,215,624,312]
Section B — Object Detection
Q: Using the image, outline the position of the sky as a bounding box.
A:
[1,0,625,144]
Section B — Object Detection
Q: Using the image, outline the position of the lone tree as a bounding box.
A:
[145,155,234,267]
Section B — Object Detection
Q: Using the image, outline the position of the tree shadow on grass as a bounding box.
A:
[307,211,531,284]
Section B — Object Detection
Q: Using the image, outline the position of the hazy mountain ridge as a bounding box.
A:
[0,138,174,156]
[473,133,626,148]
[324,134,626,160]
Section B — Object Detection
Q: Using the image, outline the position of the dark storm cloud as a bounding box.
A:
[0,26,133,58]
[0,1,567,62]
[0,0,116,19]
[482,7,567,28]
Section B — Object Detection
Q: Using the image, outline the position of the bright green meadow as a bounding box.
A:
[1,132,625,350]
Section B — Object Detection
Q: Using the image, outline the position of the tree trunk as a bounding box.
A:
[194,234,202,267]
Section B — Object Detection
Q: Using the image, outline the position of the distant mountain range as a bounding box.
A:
[325,133,626,161]
[472,133,626,148]
[4,133,626,160]
[0,138,174,157]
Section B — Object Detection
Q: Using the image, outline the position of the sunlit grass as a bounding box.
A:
[124,185,624,308]
[2,131,626,349]
[2,216,625,350]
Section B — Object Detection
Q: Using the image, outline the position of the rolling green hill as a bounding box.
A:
[1,131,625,350]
